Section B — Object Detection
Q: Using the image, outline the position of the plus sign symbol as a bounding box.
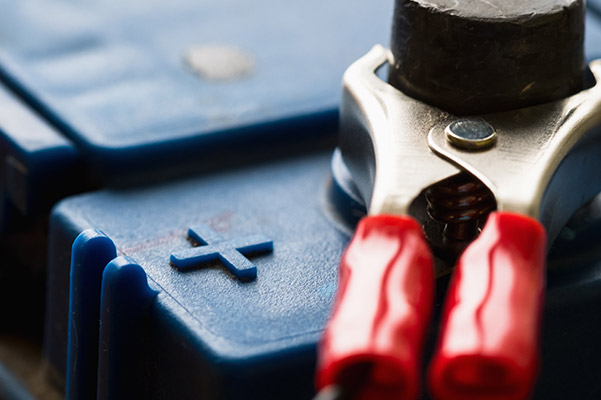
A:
[170,225,273,282]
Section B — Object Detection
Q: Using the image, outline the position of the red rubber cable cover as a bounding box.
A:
[429,211,547,400]
[317,215,434,400]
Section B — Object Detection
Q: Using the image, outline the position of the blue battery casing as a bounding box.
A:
[2,1,601,399]
[0,0,393,227]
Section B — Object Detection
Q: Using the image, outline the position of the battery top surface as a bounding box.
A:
[0,0,392,164]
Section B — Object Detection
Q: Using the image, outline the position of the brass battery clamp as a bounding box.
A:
[316,1,601,399]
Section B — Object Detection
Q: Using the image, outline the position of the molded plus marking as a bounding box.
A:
[170,225,273,282]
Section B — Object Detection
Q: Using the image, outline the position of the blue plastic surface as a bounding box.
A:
[586,13,601,60]
[169,225,273,281]
[96,257,158,399]
[0,0,391,390]
[590,0,601,18]
[66,230,117,400]
[0,84,82,229]
[47,151,349,399]
[0,0,393,181]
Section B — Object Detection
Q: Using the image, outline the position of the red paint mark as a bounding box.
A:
[119,230,182,255]
[206,210,235,233]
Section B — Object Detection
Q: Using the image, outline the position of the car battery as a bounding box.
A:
[0,0,392,380]
[1,1,601,400]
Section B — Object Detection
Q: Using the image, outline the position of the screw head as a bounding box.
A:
[445,119,496,150]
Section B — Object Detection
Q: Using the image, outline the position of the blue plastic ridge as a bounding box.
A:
[66,229,117,400]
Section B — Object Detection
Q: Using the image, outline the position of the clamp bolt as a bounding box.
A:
[445,119,496,150]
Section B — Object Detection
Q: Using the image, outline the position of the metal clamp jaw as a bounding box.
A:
[317,44,601,400]
[340,44,601,247]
